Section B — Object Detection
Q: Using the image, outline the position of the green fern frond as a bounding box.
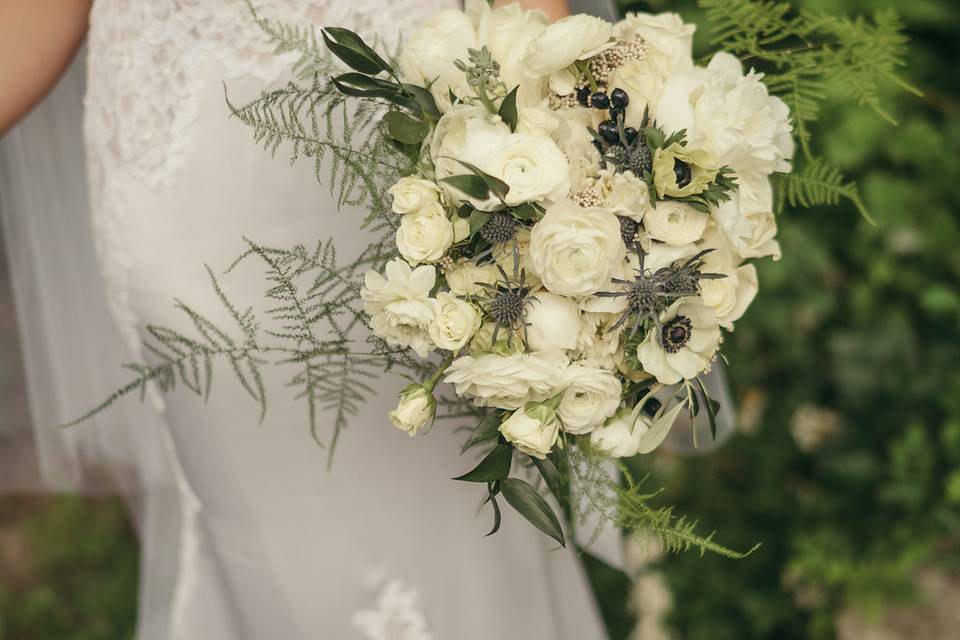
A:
[774,160,872,223]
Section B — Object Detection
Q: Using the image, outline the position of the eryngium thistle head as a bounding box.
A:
[489,288,526,327]
[480,212,518,245]
[618,216,640,248]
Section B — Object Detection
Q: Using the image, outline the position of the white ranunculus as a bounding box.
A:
[525,291,581,351]
[389,385,436,436]
[522,14,613,79]
[444,349,568,410]
[528,200,626,297]
[643,201,709,245]
[396,203,455,264]
[614,13,695,73]
[429,292,481,351]
[388,177,440,215]
[483,132,570,205]
[473,1,549,108]
[590,407,652,458]
[698,226,759,329]
[398,9,478,109]
[445,259,500,297]
[712,176,781,260]
[557,364,622,434]
[655,52,794,178]
[361,258,437,357]
[499,402,561,459]
[637,298,721,384]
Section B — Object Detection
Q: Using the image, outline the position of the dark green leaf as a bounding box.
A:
[403,84,442,120]
[498,86,520,132]
[510,202,541,221]
[461,412,501,453]
[384,111,429,145]
[451,159,510,200]
[642,126,664,150]
[501,477,565,547]
[441,174,490,200]
[532,456,566,507]
[695,376,720,442]
[484,482,502,537]
[322,27,391,74]
[453,444,512,483]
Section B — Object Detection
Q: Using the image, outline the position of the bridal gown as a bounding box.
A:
[81,1,607,638]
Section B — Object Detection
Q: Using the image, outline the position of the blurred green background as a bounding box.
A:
[1,0,958,638]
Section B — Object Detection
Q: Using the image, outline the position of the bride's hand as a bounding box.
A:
[494,0,571,22]
[0,0,92,136]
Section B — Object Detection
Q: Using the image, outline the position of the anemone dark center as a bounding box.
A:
[479,213,517,245]
[661,315,693,353]
[673,159,692,188]
[489,289,526,326]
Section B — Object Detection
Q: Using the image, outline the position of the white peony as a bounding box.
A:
[528,200,626,297]
[590,407,652,458]
[525,290,581,351]
[591,168,651,221]
[499,402,561,459]
[637,298,721,384]
[388,177,440,215]
[429,292,481,351]
[655,52,794,178]
[361,258,437,357]
[396,203,455,264]
[444,259,500,297]
[444,349,568,410]
[712,176,781,260]
[398,9,478,108]
[643,201,709,245]
[613,13,695,73]
[556,363,622,434]
[389,385,436,436]
[523,14,613,84]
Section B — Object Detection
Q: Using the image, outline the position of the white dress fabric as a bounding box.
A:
[82,1,607,639]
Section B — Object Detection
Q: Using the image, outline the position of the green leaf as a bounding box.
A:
[450,159,510,200]
[694,376,720,442]
[468,210,492,238]
[461,412,501,453]
[383,111,429,145]
[498,86,520,132]
[532,456,566,507]
[511,202,541,221]
[484,482,502,537]
[642,126,665,150]
[402,84,442,120]
[636,401,685,454]
[501,477,566,547]
[322,27,391,75]
[454,444,512,482]
[441,174,490,200]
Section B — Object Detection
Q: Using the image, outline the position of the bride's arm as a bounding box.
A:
[494,0,571,22]
[0,0,92,136]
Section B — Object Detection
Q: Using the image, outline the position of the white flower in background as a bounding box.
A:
[643,201,708,245]
[590,407,652,458]
[396,203,455,264]
[445,259,500,297]
[637,298,721,384]
[557,364,622,434]
[551,107,602,188]
[472,0,549,108]
[389,385,436,436]
[429,292,481,351]
[614,12,695,73]
[528,200,626,297]
[698,226,759,329]
[398,9,478,108]
[712,177,781,260]
[388,177,440,215]
[575,311,623,369]
[444,349,568,410]
[525,291,581,351]
[499,402,561,459]
[523,14,613,93]
[655,52,794,177]
[361,259,437,357]
[517,106,560,138]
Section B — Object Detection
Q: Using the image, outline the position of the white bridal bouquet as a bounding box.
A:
[80,0,912,554]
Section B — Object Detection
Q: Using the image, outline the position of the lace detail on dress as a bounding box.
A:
[83,0,450,354]
[353,574,433,640]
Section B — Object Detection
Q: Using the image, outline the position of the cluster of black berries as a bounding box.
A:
[578,87,638,147]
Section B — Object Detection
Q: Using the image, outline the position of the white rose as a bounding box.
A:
[398,10,478,108]
[613,13,695,73]
[499,402,561,459]
[523,14,613,78]
[643,201,708,245]
[389,385,436,436]
[444,349,568,410]
[590,407,652,458]
[361,258,437,357]
[396,203,455,264]
[528,200,626,297]
[607,60,667,128]
[637,298,721,384]
[712,177,781,260]
[557,364,622,434]
[445,259,500,296]
[525,291,581,351]
[388,177,440,215]
[429,292,481,351]
[473,1,549,108]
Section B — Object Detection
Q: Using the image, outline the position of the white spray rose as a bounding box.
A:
[557,364,623,434]
[643,201,709,245]
[590,407,653,458]
[528,200,626,297]
[398,9,478,108]
[429,292,481,351]
[637,298,721,384]
[445,259,500,297]
[388,177,440,215]
[361,259,437,357]
[389,385,436,436]
[525,291,581,351]
[499,402,561,459]
[523,14,613,81]
[444,349,568,410]
[396,203,455,264]
[613,13,695,73]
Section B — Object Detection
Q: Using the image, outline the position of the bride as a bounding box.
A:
[0,0,621,638]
